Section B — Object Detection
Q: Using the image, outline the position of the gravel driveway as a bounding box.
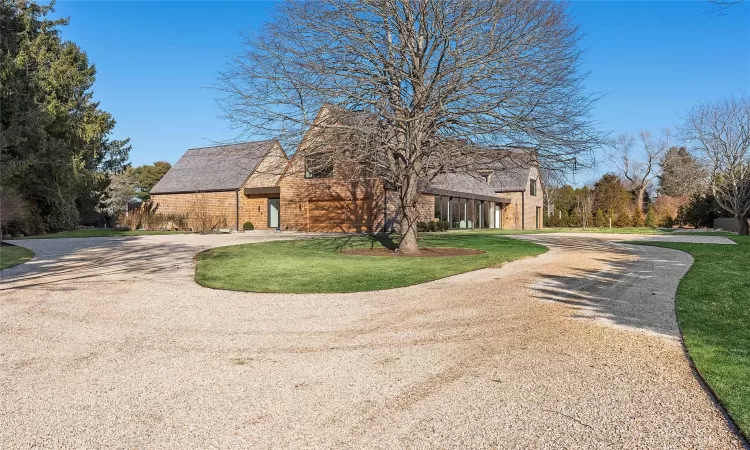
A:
[0,232,743,448]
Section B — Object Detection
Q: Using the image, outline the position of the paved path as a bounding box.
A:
[0,232,743,448]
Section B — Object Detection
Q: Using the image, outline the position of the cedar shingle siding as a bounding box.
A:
[151,140,287,231]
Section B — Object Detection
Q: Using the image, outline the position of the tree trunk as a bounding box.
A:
[397,177,421,255]
[398,211,420,254]
[738,215,749,236]
[636,187,645,215]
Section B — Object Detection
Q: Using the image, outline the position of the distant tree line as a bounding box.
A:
[545,94,749,234]
[1,1,130,235]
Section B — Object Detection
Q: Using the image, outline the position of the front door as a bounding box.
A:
[268,198,280,229]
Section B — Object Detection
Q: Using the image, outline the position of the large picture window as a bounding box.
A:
[304,154,333,179]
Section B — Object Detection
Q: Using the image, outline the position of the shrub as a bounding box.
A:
[191,211,225,234]
[593,209,607,228]
[434,220,449,231]
[164,213,189,231]
[417,220,449,232]
[645,206,657,228]
[0,187,29,235]
[614,210,632,227]
[632,211,645,227]
[243,221,254,231]
[676,192,722,228]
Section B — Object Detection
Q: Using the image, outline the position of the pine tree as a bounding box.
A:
[0,1,130,232]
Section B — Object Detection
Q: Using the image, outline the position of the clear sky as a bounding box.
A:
[52,1,750,182]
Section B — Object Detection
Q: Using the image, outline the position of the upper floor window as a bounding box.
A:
[304,154,333,179]
[530,179,537,196]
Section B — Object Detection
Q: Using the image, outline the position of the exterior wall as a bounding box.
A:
[278,154,385,232]
[151,191,236,230]
[151,191,274,231]
[150,142,288,232]
[498,168,544,230]
[237,144,288,230]
[384,192,435,232]
[238,195,272,230]
[501,192,523,229]
[245,142,287,188]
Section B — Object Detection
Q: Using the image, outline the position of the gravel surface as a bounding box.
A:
[0,232,743,448]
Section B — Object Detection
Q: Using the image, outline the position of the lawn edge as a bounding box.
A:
[628,241,750,446]
[0,242,35,271]
[192,239,549,294]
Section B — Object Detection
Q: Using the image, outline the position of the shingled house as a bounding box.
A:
[152,106,543,232]
[278,105,543,232]
[150,140,287,230]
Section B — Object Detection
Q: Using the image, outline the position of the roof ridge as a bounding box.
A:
[186,139,276,152]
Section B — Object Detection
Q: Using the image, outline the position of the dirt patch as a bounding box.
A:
[343,247,484,257]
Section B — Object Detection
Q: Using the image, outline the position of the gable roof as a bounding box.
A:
[426,173,505,202]
[151,140,281,194]
[489,167,531,192]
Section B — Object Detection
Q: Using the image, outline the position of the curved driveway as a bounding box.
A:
[0,232,743,448]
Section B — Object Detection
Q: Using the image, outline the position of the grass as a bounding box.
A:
[14,229,190,239]
[195,233,547,293]
[0,243,34,270]
[633,236,750,440]
[464,227,734,236]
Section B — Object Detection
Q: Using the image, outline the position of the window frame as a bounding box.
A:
[304,154,334,179]
[530,178,537,196]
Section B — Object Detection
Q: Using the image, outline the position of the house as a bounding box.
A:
[150,140,287,230]
[151,106,543,232]
[278,105,543,232]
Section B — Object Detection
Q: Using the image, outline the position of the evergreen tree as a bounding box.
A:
[0,1,130,232]
[594,209,607,227]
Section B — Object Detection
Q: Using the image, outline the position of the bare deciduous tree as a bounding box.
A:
[219,0,600,253]
[608,130,669,216]
[705,0,744,12]
[574,186,594,228]
[683,95,750,235]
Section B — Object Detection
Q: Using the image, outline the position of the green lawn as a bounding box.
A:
[195,233,547,293]
[0,244,34,270]
[464,227,734,236]
[14,229,190,239]
[634,236,749,440]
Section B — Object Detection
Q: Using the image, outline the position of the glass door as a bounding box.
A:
[268,198,280,228]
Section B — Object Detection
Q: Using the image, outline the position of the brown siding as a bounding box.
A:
[498,169,543,230]
[151,191,275,231]
[238,195,272,230]
[385,192,435,232]
[151,191,236,230]
[278,151,385,232]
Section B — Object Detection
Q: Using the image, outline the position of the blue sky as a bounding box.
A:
[53,1,749,182]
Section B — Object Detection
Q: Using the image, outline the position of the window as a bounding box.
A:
[304,154,333,179]
[530,179,537,196]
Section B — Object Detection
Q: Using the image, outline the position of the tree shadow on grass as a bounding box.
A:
[294,232,398,253]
